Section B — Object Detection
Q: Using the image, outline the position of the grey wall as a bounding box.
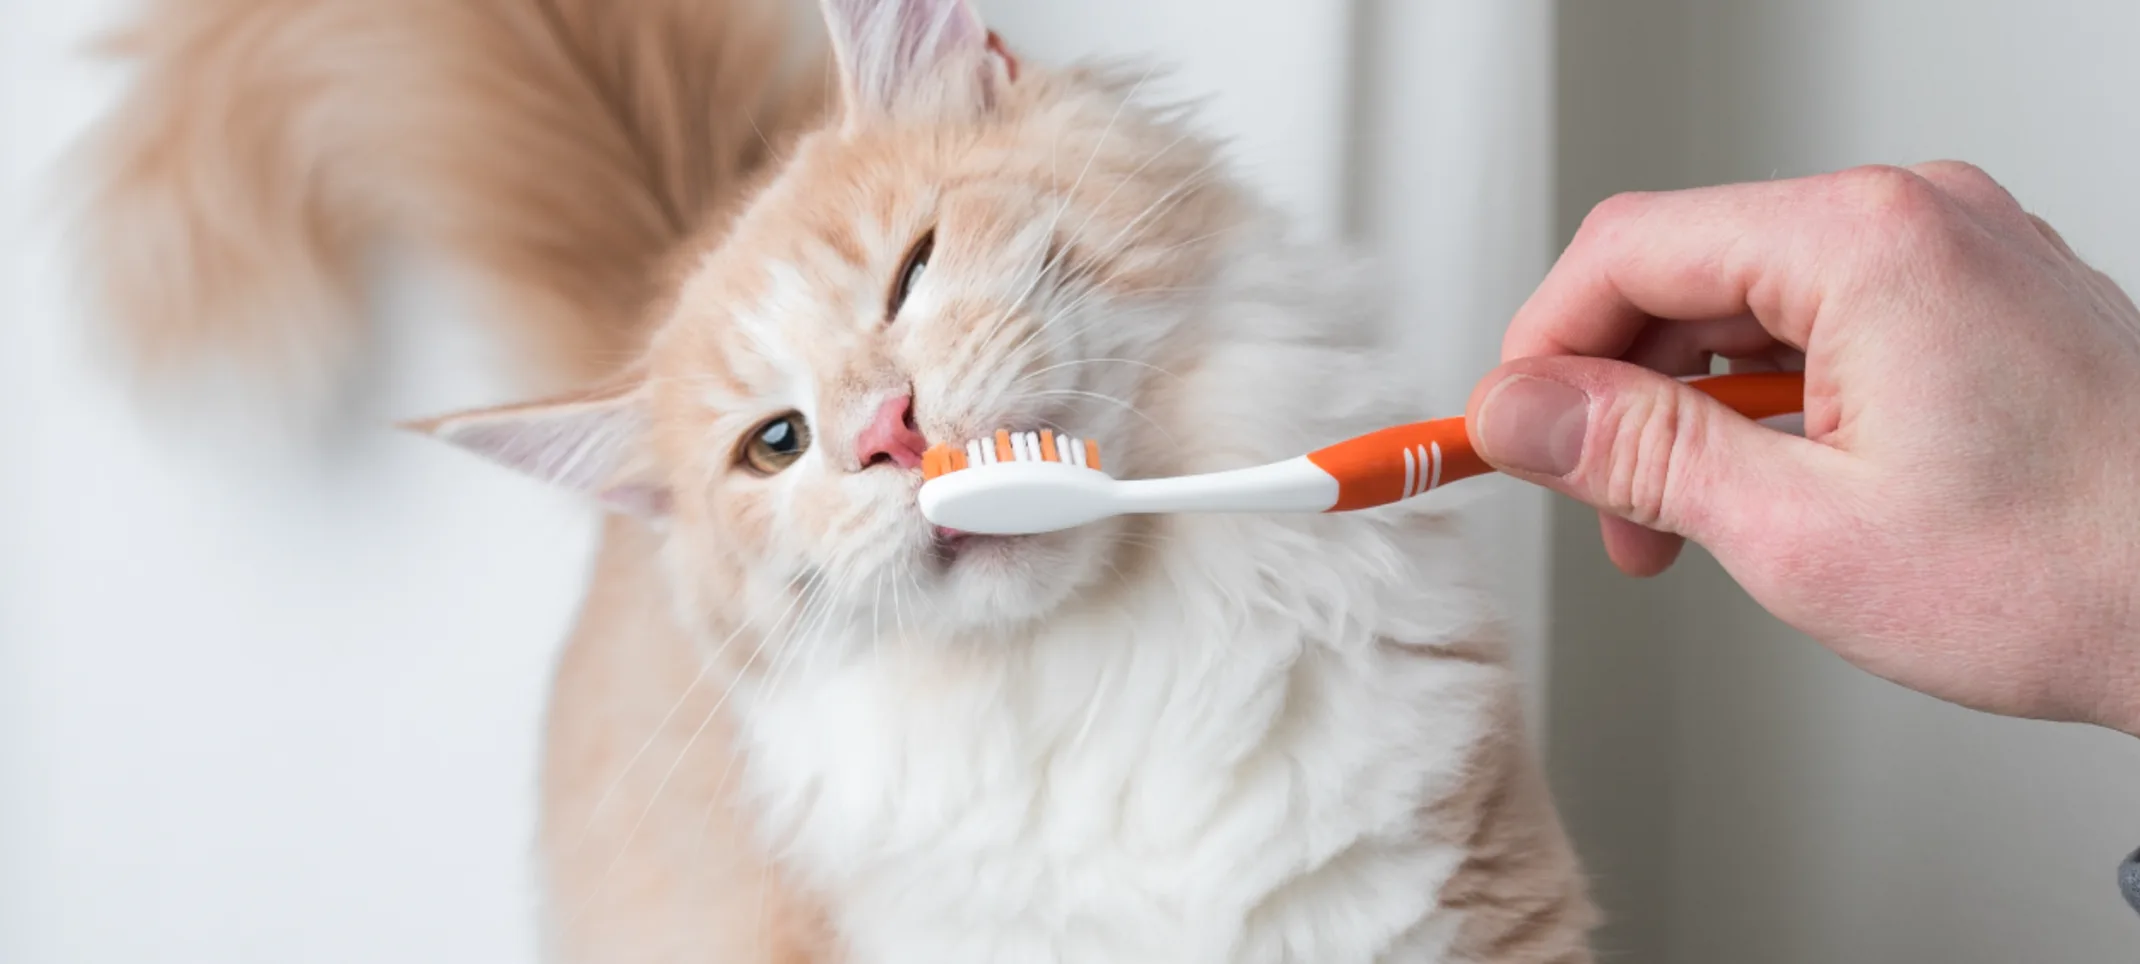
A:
[1550,5,1691,958]
[1551,1,2140,961]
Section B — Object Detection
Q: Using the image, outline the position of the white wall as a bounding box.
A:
[7,8,595,962]
[4,2,1553,961]
[1553,1,2140,961]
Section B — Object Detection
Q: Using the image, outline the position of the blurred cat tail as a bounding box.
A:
[73,0,826,408]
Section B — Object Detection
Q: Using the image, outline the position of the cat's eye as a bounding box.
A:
[887,229,934,321]
[740,412,812,475]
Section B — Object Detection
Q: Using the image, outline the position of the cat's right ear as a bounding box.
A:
[403,376,670,517]
[819,0,1012,123]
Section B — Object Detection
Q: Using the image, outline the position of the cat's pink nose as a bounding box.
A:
[854,394,928,471]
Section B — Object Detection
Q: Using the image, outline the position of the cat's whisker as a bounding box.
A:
[1054,125,1199,275]
[1031,198,1224,334]
[996,300,1086,376]
[901,563,944,621]
[750,575,869,784]
[1111,532,1177,551]
[1096,558,1133,594]
[566,665,706,847]
[968,176,1082,352]
[565,568,826,929]
[869,568,887,664]
[741,105,774,157]
[973,65,1160,352]
[1008,387,1181,448]
[567,568,809,850]
[890,562,912,649]
[1058,282,1221,306]
[714,577,847,953]
[684,716,752,915]
[1011,309,1141,375]
[966,201,1070,355]
[1067,645,1119,753]
[1053,159,1227,291]
[1059,160,1222,278]
[1048,64,1156,245]
[699,577,844,817]
[796,547,875,679]
[1045,233,1229,322]
[994,196,1224,376]
[1013,356,1184,387]
[1029,224,1245,350]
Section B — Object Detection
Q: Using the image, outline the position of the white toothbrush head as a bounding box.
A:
[918,430,1116,536]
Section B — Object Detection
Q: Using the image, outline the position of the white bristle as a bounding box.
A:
[950,431,1101,470]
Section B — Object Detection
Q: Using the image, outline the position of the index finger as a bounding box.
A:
[1507,168,1906,362]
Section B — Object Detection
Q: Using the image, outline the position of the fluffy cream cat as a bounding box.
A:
[83,0,1597,960]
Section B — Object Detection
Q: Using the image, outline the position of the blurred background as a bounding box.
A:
[3,0,2136,961]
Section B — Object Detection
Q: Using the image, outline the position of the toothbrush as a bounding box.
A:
[918,371,1806,536]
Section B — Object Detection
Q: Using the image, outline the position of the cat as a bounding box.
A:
[81,0,1598,960]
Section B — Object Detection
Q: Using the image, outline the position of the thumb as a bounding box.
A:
[1465,358,1825,560]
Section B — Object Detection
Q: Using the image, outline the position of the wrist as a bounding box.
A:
[2081,529,2140,737]
[2092,620,2140,738]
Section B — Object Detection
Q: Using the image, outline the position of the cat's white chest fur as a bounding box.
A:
[730,523,1508,963]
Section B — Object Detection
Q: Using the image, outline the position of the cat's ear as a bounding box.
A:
[818,0,1016,122]
[404,377,670,517]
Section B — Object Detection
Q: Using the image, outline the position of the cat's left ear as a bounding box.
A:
[404,376,670,517]
[819,0,1018,123]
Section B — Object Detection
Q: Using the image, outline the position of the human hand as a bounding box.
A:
[1467,162,2140,736]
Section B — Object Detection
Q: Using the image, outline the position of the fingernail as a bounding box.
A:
[1478,376,1589,477]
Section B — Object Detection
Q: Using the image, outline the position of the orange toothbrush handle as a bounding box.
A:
[1307,418,1484,511]
[1682,370,1805,420]
[1305,371,1805,512]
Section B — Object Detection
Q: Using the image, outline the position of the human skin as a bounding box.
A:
[1466,161,2140,738]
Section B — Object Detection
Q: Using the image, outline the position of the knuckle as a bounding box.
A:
[2027,213,2080,258]
[1827,164,1976,270]
[1914,160,2038,234]
[1909,159,2002,197]
[1589,387,1707,534]
[1832,164,1947,227]
[1574,191,1654,247]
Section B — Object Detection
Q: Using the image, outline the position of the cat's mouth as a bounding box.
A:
[914,420,1086,565]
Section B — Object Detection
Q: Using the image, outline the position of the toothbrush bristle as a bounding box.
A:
[921,431,1104,481]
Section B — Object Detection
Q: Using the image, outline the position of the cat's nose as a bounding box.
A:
[854,393,928,471]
